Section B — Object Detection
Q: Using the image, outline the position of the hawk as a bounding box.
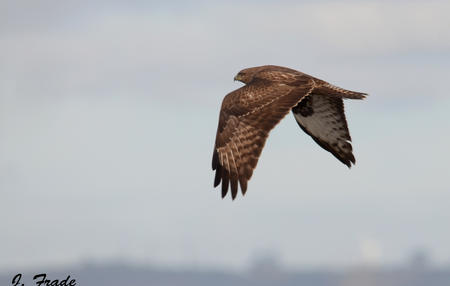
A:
[212,65,367,199]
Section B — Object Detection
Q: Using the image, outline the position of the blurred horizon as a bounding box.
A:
[1,0,449,275]
[2,248,450,286]
[0,246,445,273]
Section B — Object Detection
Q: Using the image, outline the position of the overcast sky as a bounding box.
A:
[1,0,450,272]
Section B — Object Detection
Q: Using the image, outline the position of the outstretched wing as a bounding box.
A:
[292,93,356,167]
[213,79,314,199]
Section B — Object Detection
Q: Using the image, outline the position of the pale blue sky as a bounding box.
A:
[1,0,449,271]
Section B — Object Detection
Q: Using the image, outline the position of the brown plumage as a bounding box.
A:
[212,65,366,199]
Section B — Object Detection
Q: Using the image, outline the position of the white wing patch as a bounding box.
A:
[292,94,355,167]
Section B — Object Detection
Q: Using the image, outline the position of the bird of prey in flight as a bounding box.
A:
[212,65,366,200]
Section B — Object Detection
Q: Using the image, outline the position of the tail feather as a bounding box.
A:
[315,83,367,99]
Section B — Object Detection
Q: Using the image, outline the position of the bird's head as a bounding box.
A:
[234,66,265,84]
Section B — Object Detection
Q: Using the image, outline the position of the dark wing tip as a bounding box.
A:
[214,165,248,200]
[221,169,229,198]
[239,177,248,196]
[309,132,356,169]
[230,176,238,200]
[341,154,356,168]
[330,145,356,168]
[214,164,222,187]
[332,143,356,168]
[212,149,219,170]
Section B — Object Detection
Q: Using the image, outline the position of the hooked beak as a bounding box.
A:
[234,74,242,81]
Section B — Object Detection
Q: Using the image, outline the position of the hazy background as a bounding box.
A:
[1,0,450,273]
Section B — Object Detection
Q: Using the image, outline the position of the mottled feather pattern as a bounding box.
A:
[213,81,315,199]
[212,65,366,199]
[293,94,355,167]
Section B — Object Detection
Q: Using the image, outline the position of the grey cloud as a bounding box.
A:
[2,1,449,102]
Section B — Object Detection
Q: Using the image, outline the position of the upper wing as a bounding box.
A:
[292,93,356,167]
[255,66,367,100]
[213,80,315,199]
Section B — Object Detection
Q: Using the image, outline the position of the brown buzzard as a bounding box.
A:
[212,65,366,199]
